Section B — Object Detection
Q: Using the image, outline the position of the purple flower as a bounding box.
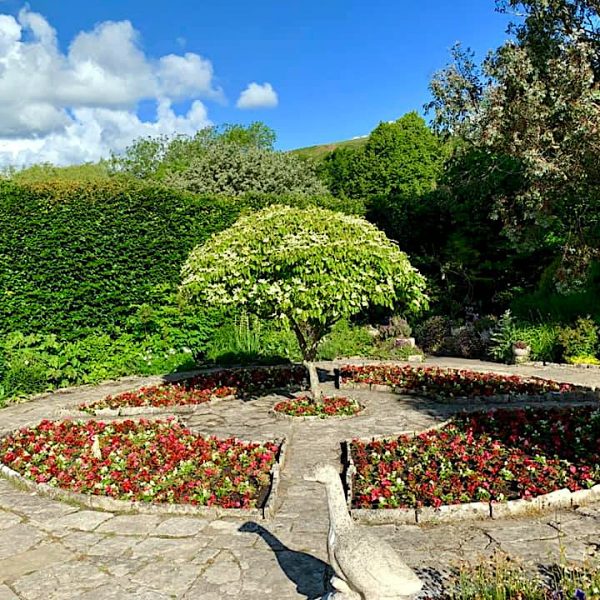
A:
[574,589,586,600]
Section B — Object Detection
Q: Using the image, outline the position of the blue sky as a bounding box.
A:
[0,0,512,165]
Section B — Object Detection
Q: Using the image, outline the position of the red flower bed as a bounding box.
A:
[0,419,280,509]
[274,396,362,418]
[339,364,573,399]
[350,406,600,509]
[80,365,307,413]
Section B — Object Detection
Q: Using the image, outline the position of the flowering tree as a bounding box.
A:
[427,0,600,287]
[180,205,428,398]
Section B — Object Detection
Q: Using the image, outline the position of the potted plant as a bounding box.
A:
[512,340,531,364]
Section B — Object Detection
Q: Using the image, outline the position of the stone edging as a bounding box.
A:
[335,376,599,405]
[342,423,600,525]
[0,424,288,520]
[523,360,600,371]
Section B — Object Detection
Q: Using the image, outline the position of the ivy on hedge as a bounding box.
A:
[0,179,362,338]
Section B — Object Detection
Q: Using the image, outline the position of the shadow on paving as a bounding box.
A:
[239,522,333,599]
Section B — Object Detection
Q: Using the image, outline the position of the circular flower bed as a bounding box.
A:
[80,365,308,413]
[350,406,599,509]
[0,419,280,509]
[274,395,363,418]
[80,384,236,414]
[339,364,575,399]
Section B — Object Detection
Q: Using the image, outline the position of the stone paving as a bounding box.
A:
[0,358,599,599]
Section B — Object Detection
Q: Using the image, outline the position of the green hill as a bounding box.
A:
[290,136,367,161]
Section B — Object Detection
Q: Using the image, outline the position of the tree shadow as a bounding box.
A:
[239,521,333,599]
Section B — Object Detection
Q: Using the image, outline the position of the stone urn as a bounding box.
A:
[512,341,531,364]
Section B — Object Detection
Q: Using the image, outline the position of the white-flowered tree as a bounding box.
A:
[180,205,428,398]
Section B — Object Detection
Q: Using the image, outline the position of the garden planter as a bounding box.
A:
[512,344,531,364]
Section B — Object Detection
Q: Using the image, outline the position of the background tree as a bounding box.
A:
[165,143,328,197]
[180,205,428,397]
[110,122,277,181]
[321,112,443,200]
[427,0,600,290]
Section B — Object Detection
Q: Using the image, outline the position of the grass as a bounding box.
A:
[289,136,368,161]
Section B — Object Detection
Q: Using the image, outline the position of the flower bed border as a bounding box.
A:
[78,363,308,415]
[334,367,599,404]
[0,423,288,520]
[342,422,600,526]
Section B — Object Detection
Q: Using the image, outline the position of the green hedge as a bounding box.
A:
[0,179,361,338]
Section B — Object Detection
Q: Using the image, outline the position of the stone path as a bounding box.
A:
[0,358,599,599]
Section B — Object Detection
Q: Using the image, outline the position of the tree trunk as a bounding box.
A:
[303,360,322,400]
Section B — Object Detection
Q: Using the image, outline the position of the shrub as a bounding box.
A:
[0,179,360,339]
[414,316,451,354]
[447,324,486,358]
[558,317,599,360]
[378,316,412,339]
[317,320,374,360]
[164,143,328,197]
[0,329,200,406]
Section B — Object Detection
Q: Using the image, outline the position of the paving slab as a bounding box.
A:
[0,359,598,598]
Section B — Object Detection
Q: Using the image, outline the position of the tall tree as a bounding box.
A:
[321,113,443,200]
[428,0,600,289]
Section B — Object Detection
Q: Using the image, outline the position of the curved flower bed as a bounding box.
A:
[80,384,236,414]
[338,364,576,400]
[274,396,363,418]
[80,365,308,414]
[0,419,280,509]
[349,406,600,510]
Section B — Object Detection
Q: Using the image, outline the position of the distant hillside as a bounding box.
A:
[290,136,367,161]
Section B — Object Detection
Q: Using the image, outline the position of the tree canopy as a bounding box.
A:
[427,0,600,289]
[321,112,443,199]
[180,205,427,392]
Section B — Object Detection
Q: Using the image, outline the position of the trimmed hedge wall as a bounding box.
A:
[0,179,362,338]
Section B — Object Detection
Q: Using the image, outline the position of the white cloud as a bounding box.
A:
[0,100,210,166]
[0,9,220,166]
[236,82,278,109]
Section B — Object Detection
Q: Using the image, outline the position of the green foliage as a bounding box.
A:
[489,311,518,362]
[290,137,367,162]
[3,161,111,183]
[111,122,326,198]
[164,143,327,197]
[181,205,428,362]
[414,316,452,354]
[0,179,354,338]
[511,261,600,322]
[489,311,563,362]
[205,313,300,366]
[110,122,277,180]
[428,2,600,267]
[316,320,374,360]
[0,329,200,407]
[321,112,444,200]
[378,316,412,339]
[450,550,600,600]
[558,317,599,359]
